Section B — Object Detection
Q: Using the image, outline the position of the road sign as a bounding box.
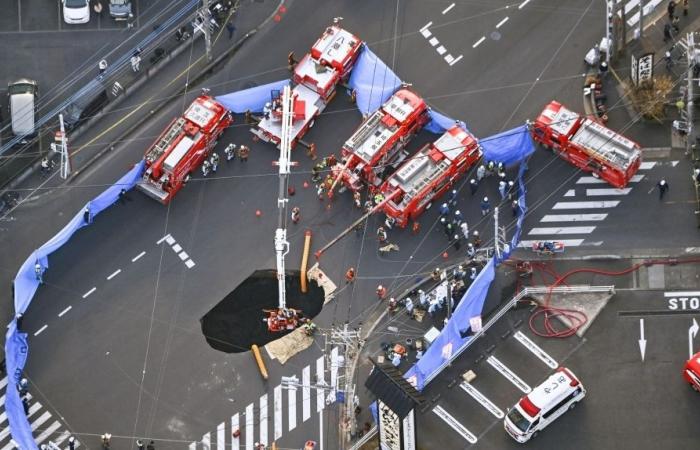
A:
[637,53,654,83]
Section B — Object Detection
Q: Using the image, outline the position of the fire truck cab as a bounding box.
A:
[252,25,363,148]
[531,101,642,188]
[137,95,232,204]
[331,88,429,193]
[381,125,481,227]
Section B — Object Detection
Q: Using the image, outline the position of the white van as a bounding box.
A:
[504,367,585,443]
[8,79,38,137]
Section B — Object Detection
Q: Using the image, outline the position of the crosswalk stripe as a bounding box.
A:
[528,226,596,235]
[432,405,477,443]
[0,400,43,443]
[274,385,283,441]
[245,403,254,450]
[189,442,196,450]
[513,331,558,369]
[564,189,575,197]
[541,214,607,222]
[54,430,70,446]
[316,357,325,413]
[202,432,210,450]
[639,161,657,170]
[577,174,644,184]
[231,413,240,450]
[552,200,619,209]
[586,188,631,196]
[459,382,504,418]
[30,411,53,432]
[487,355,531,393]
[519,239,584,248]
[0,377,7,391]
[288,384,297,432]
[217,422,225,450]
[330,347,339,391]
[259,394,268,447]
[302,365,311,423]
[0,393,31,426]
[35,420,62,444]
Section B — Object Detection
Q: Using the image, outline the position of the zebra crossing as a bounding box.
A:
[520,161,662,248]
[190,351,338,450]
[0,377,79,450]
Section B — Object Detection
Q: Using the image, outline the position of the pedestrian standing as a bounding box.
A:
[453,209,463,225]
[460,221,469,240]
[452,233,462,250]
[93,1,103,15]
[83,206,91,224]
[15,313,23,331]
[439,202,450,216]
[146,440,156,450]
[411,221,421,235]
[376,226,388,243]
[22,395,29,415]
[418,290,428,309]
[512,199,520,217]
[210,152,220,172]
[677,98,686,114]
[466,243,476,258]
[384,215,396,230]
[226,20,236,39]
[35,262,43,282]
[238,145,250,162]
[447,189,458,208]
[444,221,454,238]
[472,230,482,247]
[288,51,297,71]
[683,0,689,16]
[98,59,108,79]
[291,206,301,224]
[507,180,515,200]
[469,178,478,195]
[353,191,362,208]
[317,184,325,201]
[136,440,145,450]
[480,196,490,216]
[404,298,415,318]
[130,54,141,72]
[345,267,356,283]
[657,179,669,199]
[476,164,486,181]
[498,180,507,200]
[376,285,387,300]
[668,0,677,20]
[470,267,478,280]
[68,436,76,450]
[306,142,317,160]
[101,433,112,450]
[664,23,674,41]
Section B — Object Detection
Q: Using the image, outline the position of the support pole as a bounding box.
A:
[687,32,696,156]
[300,230,312,293]
[251,345,269,380]
[637,0,644,40]
[203,0,212,61]
[59,114,70,180]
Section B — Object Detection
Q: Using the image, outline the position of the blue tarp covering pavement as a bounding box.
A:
[425,109,468,135]
[348,46,402,116]
[215,79,291,114]
[481,125,535,167]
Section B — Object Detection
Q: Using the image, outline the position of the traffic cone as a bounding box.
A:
[442,252,448,259]
[303,181,309,188]
[255,210,262,217]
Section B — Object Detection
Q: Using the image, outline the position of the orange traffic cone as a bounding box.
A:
[442,252,449,259]
[255,210,262,217]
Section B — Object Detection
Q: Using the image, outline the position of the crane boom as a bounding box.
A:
[275,85,294,312]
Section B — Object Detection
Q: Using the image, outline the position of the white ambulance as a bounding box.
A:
[504,367,586,443]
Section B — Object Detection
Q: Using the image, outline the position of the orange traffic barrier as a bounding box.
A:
[251,344,268,380]
[300,230,312,293]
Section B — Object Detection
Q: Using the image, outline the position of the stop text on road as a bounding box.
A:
[665,291,700,310]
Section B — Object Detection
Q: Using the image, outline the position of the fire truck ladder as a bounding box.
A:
[145,118,186,163]
[346,112,383,149]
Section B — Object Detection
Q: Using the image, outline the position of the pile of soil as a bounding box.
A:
[200,269,325,353]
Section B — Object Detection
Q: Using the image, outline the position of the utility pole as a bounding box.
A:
[637,0,644,40]
[202,0,212,61]
[51,114,71,179]
[686,32,698,155]
[441,270,452,321]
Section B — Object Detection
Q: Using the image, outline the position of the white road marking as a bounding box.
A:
[58,306,72,317]
[442,3,455,14]
[316,356,325,412]
[420,21,433,32]
[245,403,254,450]
[202,432,210,450]
[35,420,63,445]
[564,189,576,197]
[449,55,463,66]
[472,36,485,48]
[107,269,121,280]
[496,16,509,28]
[0,377,6,390]
[0,401,39,443]
[671,160,679,167]
[172,243,182,253]
[231,413,240,450]
[260,394,268,447]
[459,382,504,418]
[132,251,146,262]
[188,443,196,450]
[53,430,70,446]
[302,365,311,422]
[529,226,596,235]
[30,411,52,432]
[428,37,439,46]
[217,422,225,450]
[519,239,585,248]
[586,188,632,196]
[514,331,558,368]
[577,174,644,184]
[432,405,477,443]
[664,291,700,297]
[487,355,531,393]
[157,234,172,245]
[541,214,607,222]
[552,200,620,209]
[34,325,48,336]
[330,347,339,392]
[639,161,657,170]
[420,28,431,38]
[82,287,97,298]
[518,0,531,9]
[436,45,447,55]
[178,251,189,261]
[274,384,283,440]
[444,54,454,64]
[185,260,196,269]
[288,383,297,431]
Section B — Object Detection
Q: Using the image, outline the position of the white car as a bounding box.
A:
[62,0,91,24]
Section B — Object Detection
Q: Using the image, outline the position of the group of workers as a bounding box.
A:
[202,144,250,177]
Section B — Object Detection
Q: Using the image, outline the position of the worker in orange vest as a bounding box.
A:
[345,267,356,283]
[307,143,317,160]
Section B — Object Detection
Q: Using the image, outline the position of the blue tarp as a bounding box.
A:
[215,79,291,114]
[481,125,535,168]
[425,110,468,135]
[348,45,402,115]
[5,160,145,450]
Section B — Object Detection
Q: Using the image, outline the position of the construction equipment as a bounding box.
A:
[329,87,430,195]
[530,100,642,188]
[251,24,363,148]
[137,94,232,203]
[380,125,482,227]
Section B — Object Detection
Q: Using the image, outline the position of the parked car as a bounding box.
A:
[62,0,91,25]
[108,0,132,20]
[7,78,38,137]
[61,87,109,131]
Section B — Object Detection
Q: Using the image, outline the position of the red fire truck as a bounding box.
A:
[380,125,482,227]
[531,101,642,188]
[330,88,430,193]
[137,95,232,204]
[251,25,363,148]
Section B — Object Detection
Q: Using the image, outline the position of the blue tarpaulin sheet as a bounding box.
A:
[215,79,291,114]
[5,160,145,450]
[425,109,468,135]
[348,46,402,115]
[481,125,535,167]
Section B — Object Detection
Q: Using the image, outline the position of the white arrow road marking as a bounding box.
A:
[689,319,699,359]
[514,331,558,368]
[487,355,531,393]
[432,405,477,443]
[459,382,504,418]
[639,318,647,362]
